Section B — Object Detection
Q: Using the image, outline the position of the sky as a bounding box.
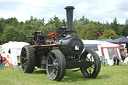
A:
[0,0,128,24]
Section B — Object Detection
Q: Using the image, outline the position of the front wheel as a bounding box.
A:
[20,45,35,73]
[46,50,66,81]
[80,49,101,78]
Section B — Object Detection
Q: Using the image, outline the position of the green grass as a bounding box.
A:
[0,63,128,85]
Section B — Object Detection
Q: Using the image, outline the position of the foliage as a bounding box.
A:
[98,29,118,39]
[0,16,127,44]
[78,23,99,40]
[120,19,128,37]
[1,25,26,43]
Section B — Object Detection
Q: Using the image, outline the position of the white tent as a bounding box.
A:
[82,40,102,57]
[1,41,29,67]
[82,40,122,65]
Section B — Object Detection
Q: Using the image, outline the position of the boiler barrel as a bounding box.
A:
[59,36,84,56]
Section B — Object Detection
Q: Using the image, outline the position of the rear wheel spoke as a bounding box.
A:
[50,69,56,78]
[90,55,92,61]
[47,64,53,67]
[50,55,55,61]
[87,67,91,74]
[55,63,59,69]
[90,66,94,69]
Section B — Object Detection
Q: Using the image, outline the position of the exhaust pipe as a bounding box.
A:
[65,6,75,35]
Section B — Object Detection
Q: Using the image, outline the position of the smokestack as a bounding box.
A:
[65,6,75,35]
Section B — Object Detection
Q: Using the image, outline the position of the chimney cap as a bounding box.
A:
[65,6,75,9]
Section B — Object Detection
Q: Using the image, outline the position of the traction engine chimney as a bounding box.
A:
[65,6,75,35]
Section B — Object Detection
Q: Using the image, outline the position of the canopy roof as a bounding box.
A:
[110,37,128,44]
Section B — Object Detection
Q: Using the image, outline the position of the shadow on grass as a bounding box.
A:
[33,69,47,74]
[62,70,89,82]
[31,69,111,82]
[61,70,111,82]
[62,75,111,82]
[96,74,111,79]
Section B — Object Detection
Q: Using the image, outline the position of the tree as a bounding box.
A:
[99,29,118,39]
[105,21,110,29]
[1,25,25,43]
[78,16,89,25]
[73,19,80,33]
[78,23,99,40]
[43,15,61,33]
[110,17,121,35]
[39,18,45,25]
[120,19,128,37]
[53,15,61,28]
[111,17,118,30]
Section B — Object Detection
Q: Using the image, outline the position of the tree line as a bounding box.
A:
[0,15,128,44]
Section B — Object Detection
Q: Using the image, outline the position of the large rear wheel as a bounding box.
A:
[46,50,66,81]
[80,49,101,78]
[20,45,35,73]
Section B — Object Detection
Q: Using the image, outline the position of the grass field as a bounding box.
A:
[0,63,128,85]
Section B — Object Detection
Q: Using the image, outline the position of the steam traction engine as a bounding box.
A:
[20,6,101,81]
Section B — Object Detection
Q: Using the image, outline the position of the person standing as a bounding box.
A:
[112,54,118,65]
[0,54,3,64]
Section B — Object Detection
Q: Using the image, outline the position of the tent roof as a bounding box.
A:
[2,41,29,48]
[100,41,119,47]
[82,40,100,44]
[82,40,119,47]
[110,37,128,44]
